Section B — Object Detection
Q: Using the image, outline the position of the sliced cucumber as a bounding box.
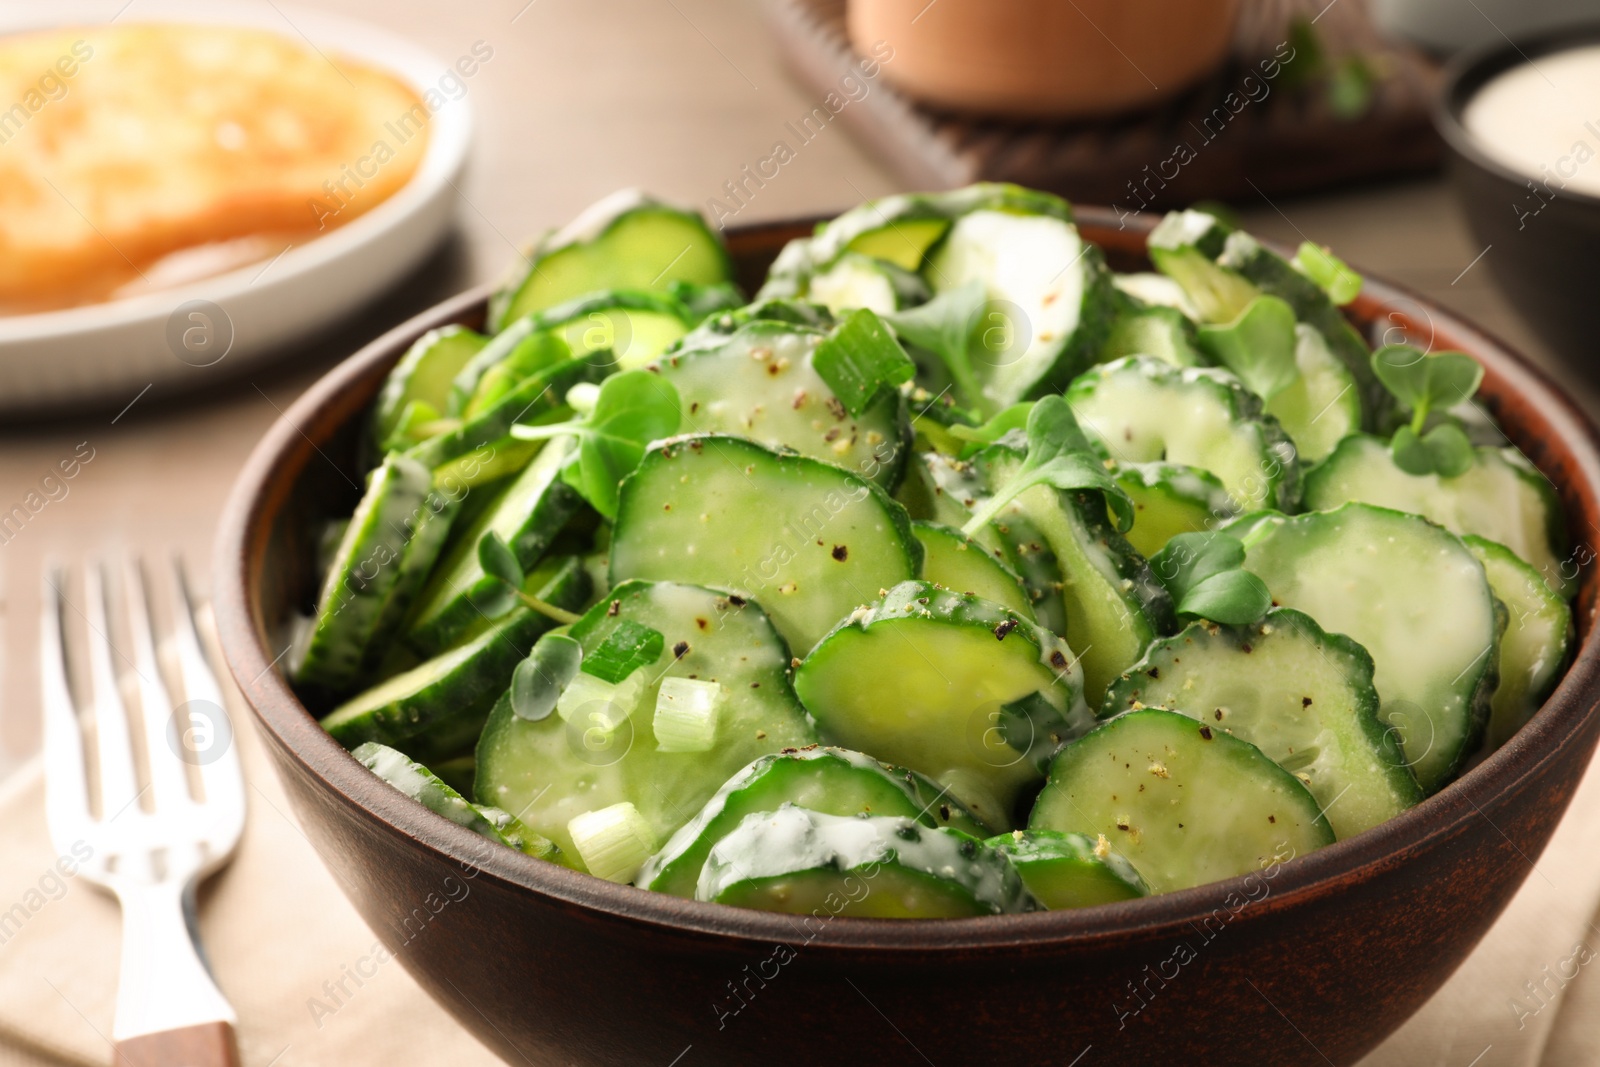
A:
[489,190,731,331]
[1113,461,1236,558]
[697,806,1039,917]
[293,456,432,698]
[1240,503,1500,792]
[971,442,1175,706]
[988,829,1148,908]
[371,325,488,453]
[1030,707,1335,893]
[321,557,589,748]
[1263,324,1361,464]
[609,434,921,656]
[1465,536,1573,747]
[1146,209,1252,321]
[911,451,1068,634]
[795,250,930,315]
[405,439,585,656]
[925,207,1114,409]
[405,352,610,472]
[651,321,910,490]
[911,520,1033,617]
[1302,434,1569,596]
[637,746,989,896]
[1103,608,1422,839]
[806,184,1074,271]
[1066,355,1300,512]
[352,742,558,859]
[1100,304,1204,367]
[796,580,1088,830]
[1111,272,1199,319]
[474,581,816,866]
[361,477,464,674]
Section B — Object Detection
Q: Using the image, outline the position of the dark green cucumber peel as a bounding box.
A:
[351,742,558,859]
[987,829,1148,908]
[1103,608,1422,840]
[637,746,989,897]
[1031,707,1335,894]
[405,439,586,657]
[1464,535,1573,748]
[321,557,590,749]
[696,805,1040,917]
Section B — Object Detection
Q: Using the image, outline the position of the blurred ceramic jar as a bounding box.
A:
[847,0,1242,120]
[1372,0,1600,55]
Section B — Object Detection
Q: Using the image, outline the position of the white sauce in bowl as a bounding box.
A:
[1463,45,1600,199]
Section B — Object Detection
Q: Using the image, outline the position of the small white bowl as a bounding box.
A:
[0,1,472,411]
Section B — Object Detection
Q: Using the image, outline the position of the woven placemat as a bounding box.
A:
[763,0,1444,208]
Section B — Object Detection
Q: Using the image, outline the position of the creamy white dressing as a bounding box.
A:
[1463,47,1600,197]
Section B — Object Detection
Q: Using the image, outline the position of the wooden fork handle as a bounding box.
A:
[114,1021,240,1067]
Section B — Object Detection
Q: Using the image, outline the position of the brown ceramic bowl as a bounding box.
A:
[216,209,1600,1067]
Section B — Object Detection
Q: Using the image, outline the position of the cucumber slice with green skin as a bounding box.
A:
[321,558,590,748]
[1465,536,1573,748]
[360,476,465,674]
[609,434,922,657]
[351,742,557,859]
[405,352,610,472]
[795,580,1088,830]
[294,455,433,698]
[806,184,1075,271]
[672,297,836,357]
[370,325,488,453]
[972,443,1176,706]
[474,580,816,867]
[1263,324,1362,464]
[1148,211,1386,426]
[1100,304,1205,368]
[1066,355,1301,512]
[910,451,1069,634]
[1111,272,1200,320]
[762,248,931,316]
[1113,461,1236,558]
[1216,230,1387,425]
[405,439,585,656]
[925,208,1116,410]
[1030,707,1335,894]
[1302,434,1570,597]
[459,291,693,414]
[987,830,1148,908]
[696,805,1039,917]
[637,746,989,897]
[1102,609,1422,840]
[651,322,910,490]
[1240,503,1500,792]
[489,189,731,331]
[911,520,1034,618]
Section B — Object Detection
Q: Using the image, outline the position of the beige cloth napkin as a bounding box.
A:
[5,686,1600,1067]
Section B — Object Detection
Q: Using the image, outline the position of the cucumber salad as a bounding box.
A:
[297,183,1575,919]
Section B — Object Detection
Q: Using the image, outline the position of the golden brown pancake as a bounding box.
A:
[0,24,429,311]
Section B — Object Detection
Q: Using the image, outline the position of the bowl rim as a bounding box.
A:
[1433,22,1600,208]
[215,206,1600,954]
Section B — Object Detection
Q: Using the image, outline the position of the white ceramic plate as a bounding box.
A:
[0,1,471,411]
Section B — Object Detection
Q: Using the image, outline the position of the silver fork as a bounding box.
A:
[42,559,246,1067]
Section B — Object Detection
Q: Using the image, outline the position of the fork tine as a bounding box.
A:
[40,566,92,850]
[123,557,191,811]
[84,562,141,822]
[168,557,245,826]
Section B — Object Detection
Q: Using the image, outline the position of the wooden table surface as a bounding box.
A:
[0,0,1591,774]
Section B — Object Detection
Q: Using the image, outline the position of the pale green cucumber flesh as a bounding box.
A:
[1263,324,1361,464]
[1465,536,1572,747]
[795,580,1085,830]
[1240,503,1499,792]
[609,435,921,656]
[372,325,488,450]
[1113,461,1235,558]
[912,520,1034,618]
[1031,708,1334,894]
[474,580,815,868]
[988,829,1148,908]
